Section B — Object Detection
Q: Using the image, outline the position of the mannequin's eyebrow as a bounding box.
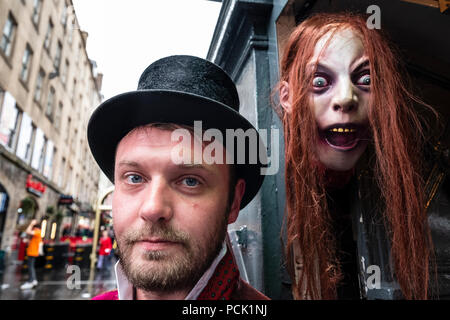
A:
[315,63,333,74]
[352,60,370,74]
[308,61,334,74]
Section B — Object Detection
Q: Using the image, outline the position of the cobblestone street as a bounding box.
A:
[0,251,117,300]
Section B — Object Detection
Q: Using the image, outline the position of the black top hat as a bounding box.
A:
[87,55,266,209]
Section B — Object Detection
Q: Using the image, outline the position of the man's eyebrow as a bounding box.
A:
[117,161,214,173]
[177,163,213,172]
[117,160,141,168]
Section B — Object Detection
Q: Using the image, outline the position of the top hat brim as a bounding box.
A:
[87,89,267,209]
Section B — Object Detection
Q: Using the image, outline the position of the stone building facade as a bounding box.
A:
[0,0,102,256]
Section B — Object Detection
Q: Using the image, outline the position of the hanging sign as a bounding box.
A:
[58,194,74,205]
[26,174,46,197]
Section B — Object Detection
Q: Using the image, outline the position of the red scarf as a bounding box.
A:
[197,245,240,300]
[92,243,240,300]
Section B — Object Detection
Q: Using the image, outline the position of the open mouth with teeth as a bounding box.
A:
[319,123,368,151]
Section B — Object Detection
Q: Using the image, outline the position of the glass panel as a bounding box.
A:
[44,21,53,49]
[61,2,67,26]
[43,140,54,178]
[1,16,15,56]
[61,60,68,83]
[31,128,44,170]
[20,46,32,81]
[54,42,62,68]
[34,70,44,102]
[3,18,12,37]
[32,0,42,25]
[54,102,62,129]
[58,158,66,187]
[66,166,72,193]
[0,36,7,53]
[0,92,19,149]
[16,112,33,162]
[46,87,55,117]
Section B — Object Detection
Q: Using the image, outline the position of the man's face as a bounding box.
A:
[310,28,370,171]
[113,127,234,293]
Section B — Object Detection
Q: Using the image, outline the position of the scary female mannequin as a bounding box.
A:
[278,13,450,300]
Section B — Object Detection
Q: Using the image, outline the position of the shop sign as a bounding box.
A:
[59,194,74,205]
[26,174,46,197]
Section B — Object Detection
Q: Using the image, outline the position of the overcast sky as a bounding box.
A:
[72,0,222,101]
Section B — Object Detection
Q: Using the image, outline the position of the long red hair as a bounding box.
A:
[278,12,435,299]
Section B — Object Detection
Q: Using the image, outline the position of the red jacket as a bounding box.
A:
[99,237,112,256]
[92,278,269,300]
[93,238,269,300]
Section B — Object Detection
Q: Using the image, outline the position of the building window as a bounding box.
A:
[54,41,62,69]
[58,157,66,187]
[61,59,69,84]
[67,26,73,45]
[43,19,54,51]
[31,128,45,172]
[71,129,77,151]
[34,68,45,104]
[20,44,33,83]
[0,92,21,151]
[71,79,76,101]
[0,13,17,58]
[65,117,71,143]
[61,1,68,29]
[78,178,84,200]
[54,102,62,130]
[45,87,55,119]
[32,0,43,27]
[66,166,73,193]
[16,112,35,164]
[43,140,54,179]
[0,88,4,114]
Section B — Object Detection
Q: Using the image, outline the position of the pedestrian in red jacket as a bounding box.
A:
[97,230,112,271]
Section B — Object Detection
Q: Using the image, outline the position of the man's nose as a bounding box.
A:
[331,78,358,113]
[138,177,173,223]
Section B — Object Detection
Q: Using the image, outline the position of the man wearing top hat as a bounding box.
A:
[88,55,269,300]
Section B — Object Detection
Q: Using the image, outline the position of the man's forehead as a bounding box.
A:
[114,125,230,172]
[116,159,215,172]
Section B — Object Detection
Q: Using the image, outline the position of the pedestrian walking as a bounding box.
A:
[97,230,112,272]
[20,219,42,290]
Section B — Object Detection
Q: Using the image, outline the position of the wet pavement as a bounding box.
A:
[0,252,117,300]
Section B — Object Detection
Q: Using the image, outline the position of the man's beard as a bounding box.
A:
[115,212,229,294]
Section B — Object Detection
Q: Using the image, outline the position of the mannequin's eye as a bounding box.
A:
[312,76,329,88]
[356,73,371,86]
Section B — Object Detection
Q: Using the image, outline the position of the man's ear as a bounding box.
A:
[227,179,246,225]
[280,81,293,114]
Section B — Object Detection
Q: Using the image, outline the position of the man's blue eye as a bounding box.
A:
[183,177,199,187]
[127,174,143,184]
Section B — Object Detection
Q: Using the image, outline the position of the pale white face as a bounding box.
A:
[310,28,371,171]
